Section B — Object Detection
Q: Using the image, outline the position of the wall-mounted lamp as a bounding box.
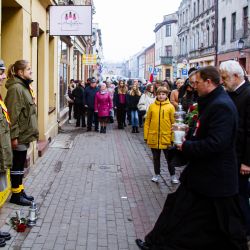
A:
[238,38,244,50]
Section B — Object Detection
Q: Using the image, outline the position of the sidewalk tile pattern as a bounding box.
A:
[0,124,182,249]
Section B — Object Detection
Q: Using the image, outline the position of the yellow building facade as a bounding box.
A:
[0,0,95,206]
[1,0,59,165]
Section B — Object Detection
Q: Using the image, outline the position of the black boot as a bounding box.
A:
[103,127,106,133]
[10,193,31,206]
[135,239,151,250]
[132,126,136,133]
[21,190,34,201]
[135,127,139,133]
[100,126,103,133]
[0,231,11,241]
[0,239,5,248]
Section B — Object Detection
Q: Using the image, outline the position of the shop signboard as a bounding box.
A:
[82,54,97,65]
[49,5,92,36]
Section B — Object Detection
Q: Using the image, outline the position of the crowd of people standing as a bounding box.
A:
[67,63,250,250]
[0,56,248,249]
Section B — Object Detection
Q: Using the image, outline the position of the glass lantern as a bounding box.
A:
[172,104,187,145]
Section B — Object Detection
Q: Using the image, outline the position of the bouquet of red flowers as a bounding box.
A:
[9,211,28,232]
[185,103,198,127]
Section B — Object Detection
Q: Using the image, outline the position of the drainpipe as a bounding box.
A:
[214,0,218,67]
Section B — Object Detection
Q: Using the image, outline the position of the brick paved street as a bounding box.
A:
[0,123,183,250]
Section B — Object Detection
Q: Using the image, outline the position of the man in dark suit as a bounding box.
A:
[136,66,247,250]
[220,60,250,237]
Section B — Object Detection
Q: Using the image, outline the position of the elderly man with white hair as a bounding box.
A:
[220,60,250,237]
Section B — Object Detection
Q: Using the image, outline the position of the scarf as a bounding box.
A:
[0,95,10,124]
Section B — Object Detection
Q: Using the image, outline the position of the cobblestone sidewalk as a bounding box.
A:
[0,123,181,250]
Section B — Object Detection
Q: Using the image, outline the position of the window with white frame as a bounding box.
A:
[166,24,171,37]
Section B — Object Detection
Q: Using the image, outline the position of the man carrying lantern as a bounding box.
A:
[136,66,248,250]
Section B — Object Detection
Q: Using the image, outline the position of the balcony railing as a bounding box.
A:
[160,56,173,65]
[189,46,216,59]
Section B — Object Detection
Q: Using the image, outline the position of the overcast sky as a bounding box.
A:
[93,0,182,62]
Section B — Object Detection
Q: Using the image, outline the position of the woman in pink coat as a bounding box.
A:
[94,82,113,133]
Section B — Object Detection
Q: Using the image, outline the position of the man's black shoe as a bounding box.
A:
[10,193,31,206]
[87,128,92,132]
[21,191,34,201]
[0,231,11,241]
[95,128,99,132]
[135,239,151,250]
[0,238,5,247]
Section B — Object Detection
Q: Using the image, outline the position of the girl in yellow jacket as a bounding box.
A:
[144,86,178,183]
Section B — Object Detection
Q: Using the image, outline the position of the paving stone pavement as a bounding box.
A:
[0,123,183,250]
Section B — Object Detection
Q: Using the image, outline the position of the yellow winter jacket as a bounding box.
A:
[144,99,175,149]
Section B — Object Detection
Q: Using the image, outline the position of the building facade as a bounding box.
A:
[57,0,95,125]
[138,51,146,80]
[177,0,191,78]
[0,0,96,166]
[188,0,216,67]
[177,0,216,77]
[128,51,142,78]
[144,43,155,81]
[92,23,104,81]
[154,13,178,81]
[217,0,250,75]
[1,0,59,164]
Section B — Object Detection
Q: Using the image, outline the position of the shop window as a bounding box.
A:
[58,40,69,111]
[49,37,56,114]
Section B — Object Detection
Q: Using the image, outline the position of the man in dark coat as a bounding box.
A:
[72,80,85,127]
[136,66,248,250]
[220,60,250,237]
[83,77,99,131]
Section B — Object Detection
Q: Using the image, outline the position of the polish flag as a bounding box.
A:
[149,73,153,83]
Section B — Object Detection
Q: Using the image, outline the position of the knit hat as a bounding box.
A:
[0,60,6,70]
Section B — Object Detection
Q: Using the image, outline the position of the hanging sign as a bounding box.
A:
[49,5,92,36]
[82,55,97,65]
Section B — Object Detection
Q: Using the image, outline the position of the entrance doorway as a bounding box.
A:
[239,57,246,72]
